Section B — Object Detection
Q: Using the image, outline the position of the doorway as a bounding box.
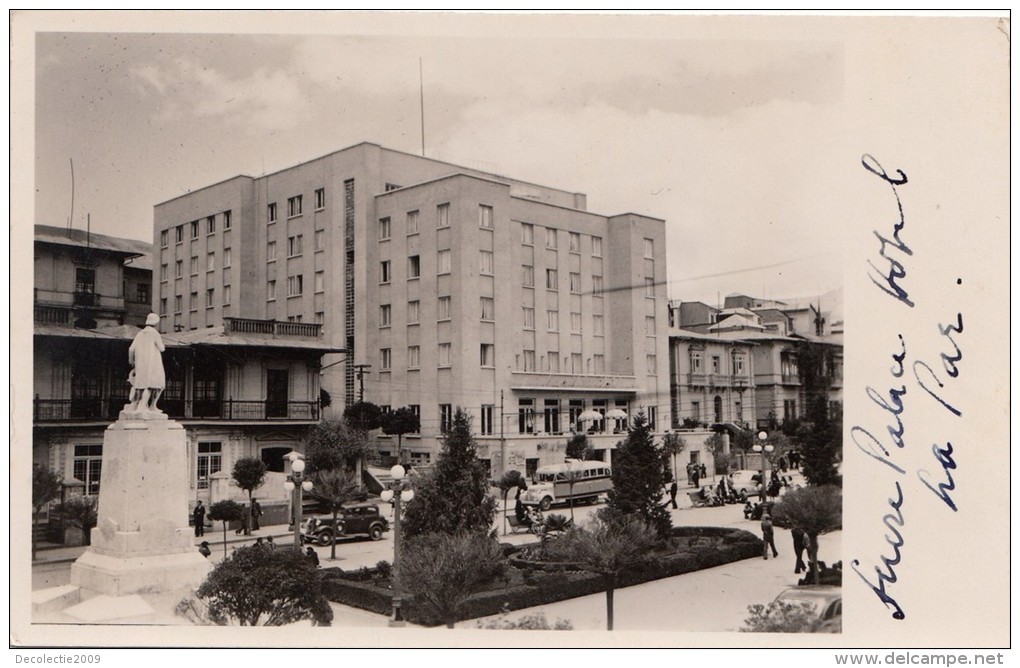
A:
[266,369,289,418]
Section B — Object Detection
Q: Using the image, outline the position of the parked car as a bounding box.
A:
[301,503,389,546]
[772,585,842,632]
[728,470,765,498]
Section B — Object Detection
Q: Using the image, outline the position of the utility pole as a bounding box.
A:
[499,390,506,476]
[353,364,371,402]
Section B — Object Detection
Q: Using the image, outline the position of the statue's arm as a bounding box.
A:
[156,335,165,353]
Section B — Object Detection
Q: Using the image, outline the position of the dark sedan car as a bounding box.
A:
[301,502,389,545]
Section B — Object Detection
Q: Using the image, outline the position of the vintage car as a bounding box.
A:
[772,585,842,633]
[300,502,389,545]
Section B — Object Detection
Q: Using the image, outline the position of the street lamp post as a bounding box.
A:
[283,453,313,552]
[752,431,774,506]
[380,464,415,627]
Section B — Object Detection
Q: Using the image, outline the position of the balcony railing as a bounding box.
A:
[34,306,74,325]
[687,373,753,388]
[34,398,321,422]
[224,317,321,338]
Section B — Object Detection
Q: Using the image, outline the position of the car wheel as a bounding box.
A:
[317,531,332,547]
[369,524,384,541]
[539,497,552,511]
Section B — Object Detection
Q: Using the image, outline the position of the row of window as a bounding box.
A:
[265,273,325,300]
[161,211,232,247]
[516,399,657,434]
[379,343,495,371]
[160,248,233,282]
[689,351,748,375]
[160,285,231,315]
[267,189,326,224]
[266,231,327,262]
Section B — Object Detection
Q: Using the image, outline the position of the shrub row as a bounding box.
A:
[320,526,761,626]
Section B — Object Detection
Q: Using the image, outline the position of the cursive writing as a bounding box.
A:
[863,154,914,308]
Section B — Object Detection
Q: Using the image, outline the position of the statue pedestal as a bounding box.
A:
[70,413,211,598]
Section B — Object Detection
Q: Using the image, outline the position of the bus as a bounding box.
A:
[520,459,613,510]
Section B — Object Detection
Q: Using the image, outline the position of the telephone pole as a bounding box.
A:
[353,364,371,403]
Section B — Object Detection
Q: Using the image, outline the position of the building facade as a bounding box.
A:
[153,142,670,475]
[667,330,757,430]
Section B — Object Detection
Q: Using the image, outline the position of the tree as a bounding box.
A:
[795,340,842,486]
[59,496,98,546]
[305,417,372,485]
[308,468,360,561]
[344,401,382,432]
[660,432,686,482]
[195,545,332,626]
[607,410,672,539]
[32,465,62,560]
[208,500,244,558]
[741,600,824,633]
[231,457,267,507]
[770,485,842,584]
[548,508,659,631]
[380,407,420,465]
[563,461,583,523]
[496,469,525,536]
[398,530,506,628]
[565,433,592,461]
[400,409,497,539]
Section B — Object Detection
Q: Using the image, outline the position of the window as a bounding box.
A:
[160,230,168,247]
[437,203,450,228]
[547,310,559,331]
[287,275,303,296]
[407,300,420,324]
[437,249,451,274]
[784,399,797,421]
[437,296,451,320]
[175,225,184,243]
[480,344,495,367]
[314,271,325,293]
[646,354,657,375]
[207,216,216,235]
[479,205,493,228]
[647,406,657,430]
[223,248,232,267]
[479,250,493,275]
[380,261,392,284]
[644,238,655,258]
[159,298,167,315]
[733,354,745,375]
[175,260,183,278]
[592,275,603,296]
[191,221,199,239]
[438,342,451,367]
[379,217,391,240]
[571,312,582,333]
[408,346,420,369]
[518,398,535,434]
[190,256,198,275]
[440,404,453,433]
[481,405,494,435]
[207,252,215,272]
[267,241,277,261]
[288,235,303,257]
[223,210,231,230]
[523,307,535,329]
[691,401,701,421]
[523,350,536,372]
[690,351,703,373]
[522,265,534,287]
[571,353,582,373]
[205,288,214,308]
[189,291,198,311]
[547,351,560,373]
[646,315,657,335]
[545,227,557,249]
[544,399,561,434]
[287,195,303,217]
[315,311,324,324]
[592,236,602,257]
[408,255,420,279]
[480,297,494,321]
[409,404,421,432]
[267,281,276,301]
[380,304,391,327]
[521,223,534,245]
[569,399,584,428]
[711,355,721,373]
[593,354,605,374]
[314,229,325,251]
[570,272,581,293]
[407,210,419,234]
[569,232,580,253]
[593,314,604,336]
[380,348,392,371]
[315,188,325,210]
[268,202,278,223]
[645,277,656,298]
[174,295,182,313]
[546,269,558,290]
[287,315,303,323]
[223,285,231,305]
[73,445,103,496]
[160,263,168,281]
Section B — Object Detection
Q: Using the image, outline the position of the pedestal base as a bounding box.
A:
[70,549,211,597]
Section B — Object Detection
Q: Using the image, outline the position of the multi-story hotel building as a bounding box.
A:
[154,142,670,476]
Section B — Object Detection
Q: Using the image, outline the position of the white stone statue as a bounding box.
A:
[127,313,166,413]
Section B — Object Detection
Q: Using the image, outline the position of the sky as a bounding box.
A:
[32,14,848,306]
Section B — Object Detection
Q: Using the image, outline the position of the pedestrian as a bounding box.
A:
[669,480,678,509]
[692,465,700,489]
[192,500,206,537]
[236,503,251,536]
[266,535,276,550]
[198,541,211,558]
[255,537,265,548]
[250,498,263,531]
[305,546,320,567]
[792,527,807,574]
[761,513,779,560]
[699,463,707,480]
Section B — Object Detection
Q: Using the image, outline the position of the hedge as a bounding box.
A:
[319,526,762,627]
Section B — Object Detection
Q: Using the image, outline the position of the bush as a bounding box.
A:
[741,600,822,633]
[59,495,99,545]
[477,611,573,630]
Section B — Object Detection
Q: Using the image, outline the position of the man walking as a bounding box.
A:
[668,480,678,509]
[761,513,779,560]
[251,498,263,531]
[193,500,206,537]
[792,527,807,573]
